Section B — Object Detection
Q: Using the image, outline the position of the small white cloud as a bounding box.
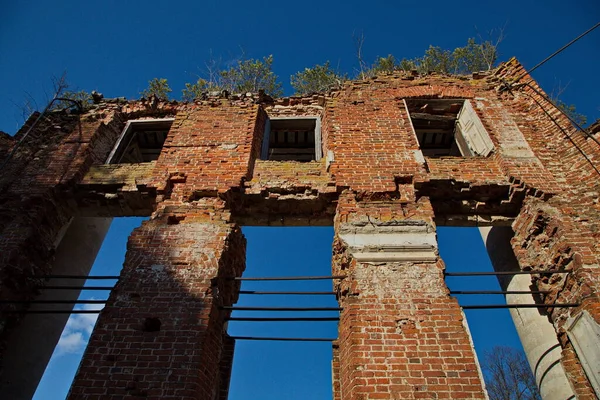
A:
[55,301,104,356]
[56,332,86,355]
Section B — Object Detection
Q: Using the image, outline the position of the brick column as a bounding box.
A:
[332,192,487,399]
[68,203,245,399]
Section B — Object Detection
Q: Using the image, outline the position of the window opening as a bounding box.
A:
[261,117,322,161]
[107,118,173,163]
[405,99,493,157]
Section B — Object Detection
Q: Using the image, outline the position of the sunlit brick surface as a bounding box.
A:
[1,59,599,399]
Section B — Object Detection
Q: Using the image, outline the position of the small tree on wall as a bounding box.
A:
[141,78,172,100]
[219,55,283,97]
[290,62,345,95]
[364,38,500,77]
[181,55,283,99]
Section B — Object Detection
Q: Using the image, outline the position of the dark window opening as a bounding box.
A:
[262,118,321,162]
[108,119,173,163]
[406,99,493,157]
[406,99,463,157]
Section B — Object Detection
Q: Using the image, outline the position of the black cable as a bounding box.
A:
[1,310,102,314]
[0,300,106,304]
[221,306,342,312]
[520,82,600,148]
[228,275,345,281]
[450,290,550,295]
[444,270,569,276]
[239,290,336,295]
[37,286,114,290]
[518,86,600,177]
[41,275,120,280]
[229,336,336,342]
[462,303,579,309]
[227,317,339,322]
[512,22,600,85]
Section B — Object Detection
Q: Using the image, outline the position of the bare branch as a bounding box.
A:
[353,30,370,79]
[51,71,70,100]
[482,346,541,400]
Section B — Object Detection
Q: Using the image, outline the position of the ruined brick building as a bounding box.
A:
[0,58,599,399]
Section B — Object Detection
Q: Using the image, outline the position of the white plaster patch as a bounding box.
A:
[339,223,438,263]
[326,150,335,171]
[491,107,537,159]
[354,263,443,297]
[413,149,425,165]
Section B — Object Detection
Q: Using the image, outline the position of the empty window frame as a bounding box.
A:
[405,99,493,157]
[261,117,322,161]
[106,118,174,164]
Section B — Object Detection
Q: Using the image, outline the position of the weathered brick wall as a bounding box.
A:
[68,200,245,399]
[80,162,157,187]
[332,343,341,400]
[0,99,185,368]
[493,60,600,398]
[0,131,14,159]
[511,198,598,399]
[151,100,260,201]
[248,159,333,192]
[332,193,487,399]
[1,57,599,398]
[326,88,425,192]
[0,111,87,361]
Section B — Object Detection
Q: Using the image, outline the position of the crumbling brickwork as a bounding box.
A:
[332,193,487,399]
[0,58,599,399]
[67,200,245,399]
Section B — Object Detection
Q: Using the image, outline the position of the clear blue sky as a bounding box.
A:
[1,1,598,398]
[1,0,599,134]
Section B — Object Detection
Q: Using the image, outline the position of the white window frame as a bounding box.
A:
[106,118,174,164]
[261,116,322,161]
[404,99,494,158]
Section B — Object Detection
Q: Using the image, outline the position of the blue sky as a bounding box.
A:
[34,223,517,400]
[1,0,599,134]
[1,1,598,398]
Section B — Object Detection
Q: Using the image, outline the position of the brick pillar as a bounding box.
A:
[218,335,235,400]
[68,203,245,399]
[332,343,341,400]
[332,192,487,399]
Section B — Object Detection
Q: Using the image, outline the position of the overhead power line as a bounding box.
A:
[512,21,600,85]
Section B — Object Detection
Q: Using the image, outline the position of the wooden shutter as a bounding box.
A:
[455,101,494,157]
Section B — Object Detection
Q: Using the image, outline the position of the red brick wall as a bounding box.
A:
[332,193,487,399]
[326,91,424,192]
[0,131,14,159]
[494,60,600,397]
[68,201,245,399]
[151,102,260,200]
[2,58,600,398]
